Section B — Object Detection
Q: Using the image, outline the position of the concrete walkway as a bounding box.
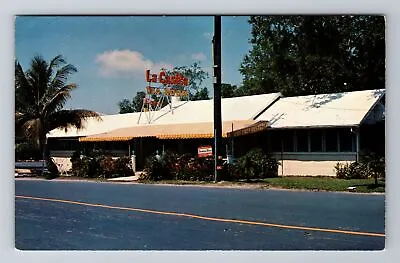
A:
[107,172,143,182]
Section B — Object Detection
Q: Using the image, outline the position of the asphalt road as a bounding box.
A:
[15,180,385,250]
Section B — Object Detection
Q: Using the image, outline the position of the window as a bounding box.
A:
[296,130,309,152]
[269,131,282,152]
[70,140,79,151]
[339,128,354,152]
[325,129,338,152]
[310,129,323,152]
[282,130,294,152]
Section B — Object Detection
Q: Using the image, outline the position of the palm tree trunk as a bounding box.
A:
[39,135,46,175]
[39,121,48,175]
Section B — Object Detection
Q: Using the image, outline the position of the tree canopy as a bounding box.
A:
[240,15,385,97]
[164,61,210,100]
[118,91,146,114]
[15,55,100,162]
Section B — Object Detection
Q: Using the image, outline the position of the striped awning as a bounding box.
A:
[227,121,269,137]
[79,120,268,142]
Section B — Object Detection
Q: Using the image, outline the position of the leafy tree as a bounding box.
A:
[118,99,134,114]
[191,87,210,100]
[15,54,101,172]
[221,83,237,98]
[164,61,210,100]
[240,15,385,96]
[118,91,146,113]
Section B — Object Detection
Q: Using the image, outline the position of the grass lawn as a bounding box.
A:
[138,177,385,193]
[31,175,385,193]
[259,177,385,193]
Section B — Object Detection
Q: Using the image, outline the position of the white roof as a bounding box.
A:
[47,112,142,138]
[256,89,385,128]
[152,93,281,124]
[48,93,281,138]
[48,89,383,138]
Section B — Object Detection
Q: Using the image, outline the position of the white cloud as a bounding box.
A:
[191,52,206,61]
[95,49,173,77]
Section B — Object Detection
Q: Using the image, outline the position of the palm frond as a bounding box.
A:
[15,61,36,110]
[43,84,77,116]
[47,55,67,77]
[27,55,51,107]
[47,109,102,133]
[50,64,78,89]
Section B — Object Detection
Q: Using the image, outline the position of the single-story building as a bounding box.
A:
[254,89,385,176]
[47,89,384,176]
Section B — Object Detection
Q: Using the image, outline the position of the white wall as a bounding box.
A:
[272,152,356,176]
[277,160,353,177]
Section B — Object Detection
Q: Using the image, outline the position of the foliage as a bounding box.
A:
[233,148,279,181]
[221,83,238,98]
[15,54,101,166]
[15,141,42,161]
[335,151,385,183]
[141,151,214,181]
[163,61,210,101]
[240,16,385,97]
[174,154,214,181]
[261,177,384,193]
[191,87,210,101]
[118,91,146,114]
[142,151,178,181]
[70,150,133,178]
[44,157,60,179]
[360,150,385,184]
[334,162,367,180]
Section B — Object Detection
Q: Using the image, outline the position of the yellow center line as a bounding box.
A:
[15,195,385,238]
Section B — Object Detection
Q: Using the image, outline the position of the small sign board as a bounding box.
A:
[198,146,213,158]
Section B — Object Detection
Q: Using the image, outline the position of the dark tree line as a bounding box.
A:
[239,15,385,96]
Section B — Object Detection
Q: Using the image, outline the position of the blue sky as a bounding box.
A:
[15,16,252,114]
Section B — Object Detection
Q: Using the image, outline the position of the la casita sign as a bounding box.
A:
[146,70,189,86]
[139,69,190,123]
[145,69,190,97]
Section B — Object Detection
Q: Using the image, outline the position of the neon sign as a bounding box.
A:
[138,68,191,123]
[146,70,189,86]
[145,86,189,97]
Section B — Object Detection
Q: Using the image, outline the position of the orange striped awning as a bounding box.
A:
[79,120,268,142]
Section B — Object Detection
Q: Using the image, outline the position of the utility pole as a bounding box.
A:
[213,16,222,182]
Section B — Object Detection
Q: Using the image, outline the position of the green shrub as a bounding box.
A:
[335,151,385,182]
[359,150,385,184]
[142,151,178,181]
[114,156,134,177]
[99,156,117,178]
[71,151,134,179]
[334,162,367,179]
[142,151,214,182]
[175,154,214,181]
[234,148,279,181]
[15,142,42,161]
[44,157,59,179]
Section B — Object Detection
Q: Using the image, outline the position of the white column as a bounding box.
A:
[356,130,360,162]
[131,153,136,173]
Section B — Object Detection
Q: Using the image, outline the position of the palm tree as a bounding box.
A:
[15,54,101,173]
